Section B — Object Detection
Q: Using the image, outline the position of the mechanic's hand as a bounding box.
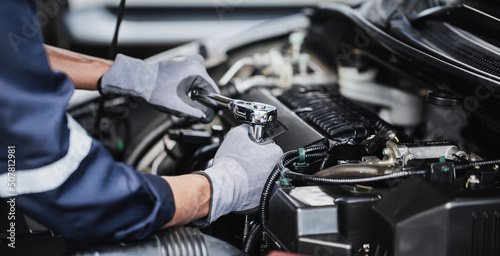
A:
[196,124,283,224]
[100,54,220,123]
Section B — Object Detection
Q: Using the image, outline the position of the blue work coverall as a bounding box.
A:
[0,0,175,248]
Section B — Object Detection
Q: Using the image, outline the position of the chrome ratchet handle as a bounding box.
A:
[203,92,233,109]
[193,90,277,143]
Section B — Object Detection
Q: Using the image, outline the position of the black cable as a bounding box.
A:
[259,144,328,245]
[94,0,127,137]
[455,159,500,170]
[259,165,281,231]
[259,149,302,245]
[281,145,328,166]
[304,144,329,153]
[283,152,327,167]
[284,170,426,185]
[283,155,299,167]
[109,0,127,60]
[278,150,300,170]
[260,148,305,233]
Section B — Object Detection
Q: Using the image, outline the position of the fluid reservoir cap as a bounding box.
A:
[427,92,461,106]
[289,32,305,46]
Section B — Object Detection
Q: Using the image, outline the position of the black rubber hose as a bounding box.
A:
[280,145,328,167]
[266,148,303,231]
[259,166,281,231]
[283,156,299,167]
[284,170,426,185]
[243,222,262,255]
[278,150,299,170]
[283,152,327,167]
[305,144,329,153]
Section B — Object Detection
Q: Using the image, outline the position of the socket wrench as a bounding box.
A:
[193,91,277,142]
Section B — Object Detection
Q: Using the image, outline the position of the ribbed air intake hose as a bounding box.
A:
[75,226,245,256]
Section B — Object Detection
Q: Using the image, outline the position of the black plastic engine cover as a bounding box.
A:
[268,184,381,255]
[279,88,377,142]
[372,176,500,256]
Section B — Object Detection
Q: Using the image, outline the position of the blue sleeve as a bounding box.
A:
[0,0,175,248]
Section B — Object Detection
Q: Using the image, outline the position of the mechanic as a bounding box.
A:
[0,0,283,253]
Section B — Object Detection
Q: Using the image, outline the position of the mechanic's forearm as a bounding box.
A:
[44,44,113,90]
[161,174,210,227]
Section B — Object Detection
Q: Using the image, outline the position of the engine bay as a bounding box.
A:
[66,1,500,255]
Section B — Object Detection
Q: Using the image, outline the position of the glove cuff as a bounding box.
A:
[101,54,159,99]
[194,158,248,224]
[191,171,213,228]
[97,76,104,95]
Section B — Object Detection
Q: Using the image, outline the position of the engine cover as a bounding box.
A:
[279,88,378,141]
[373,176,500,256]
[268,183,381,255]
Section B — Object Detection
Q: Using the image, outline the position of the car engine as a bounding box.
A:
[65,0,500,255]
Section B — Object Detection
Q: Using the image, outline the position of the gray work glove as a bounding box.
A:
[100,54,219,123]
[195,124,283,225]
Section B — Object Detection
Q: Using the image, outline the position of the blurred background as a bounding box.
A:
[39,0,359,59]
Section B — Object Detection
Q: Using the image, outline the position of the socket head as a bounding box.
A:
[232,101,277,125]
